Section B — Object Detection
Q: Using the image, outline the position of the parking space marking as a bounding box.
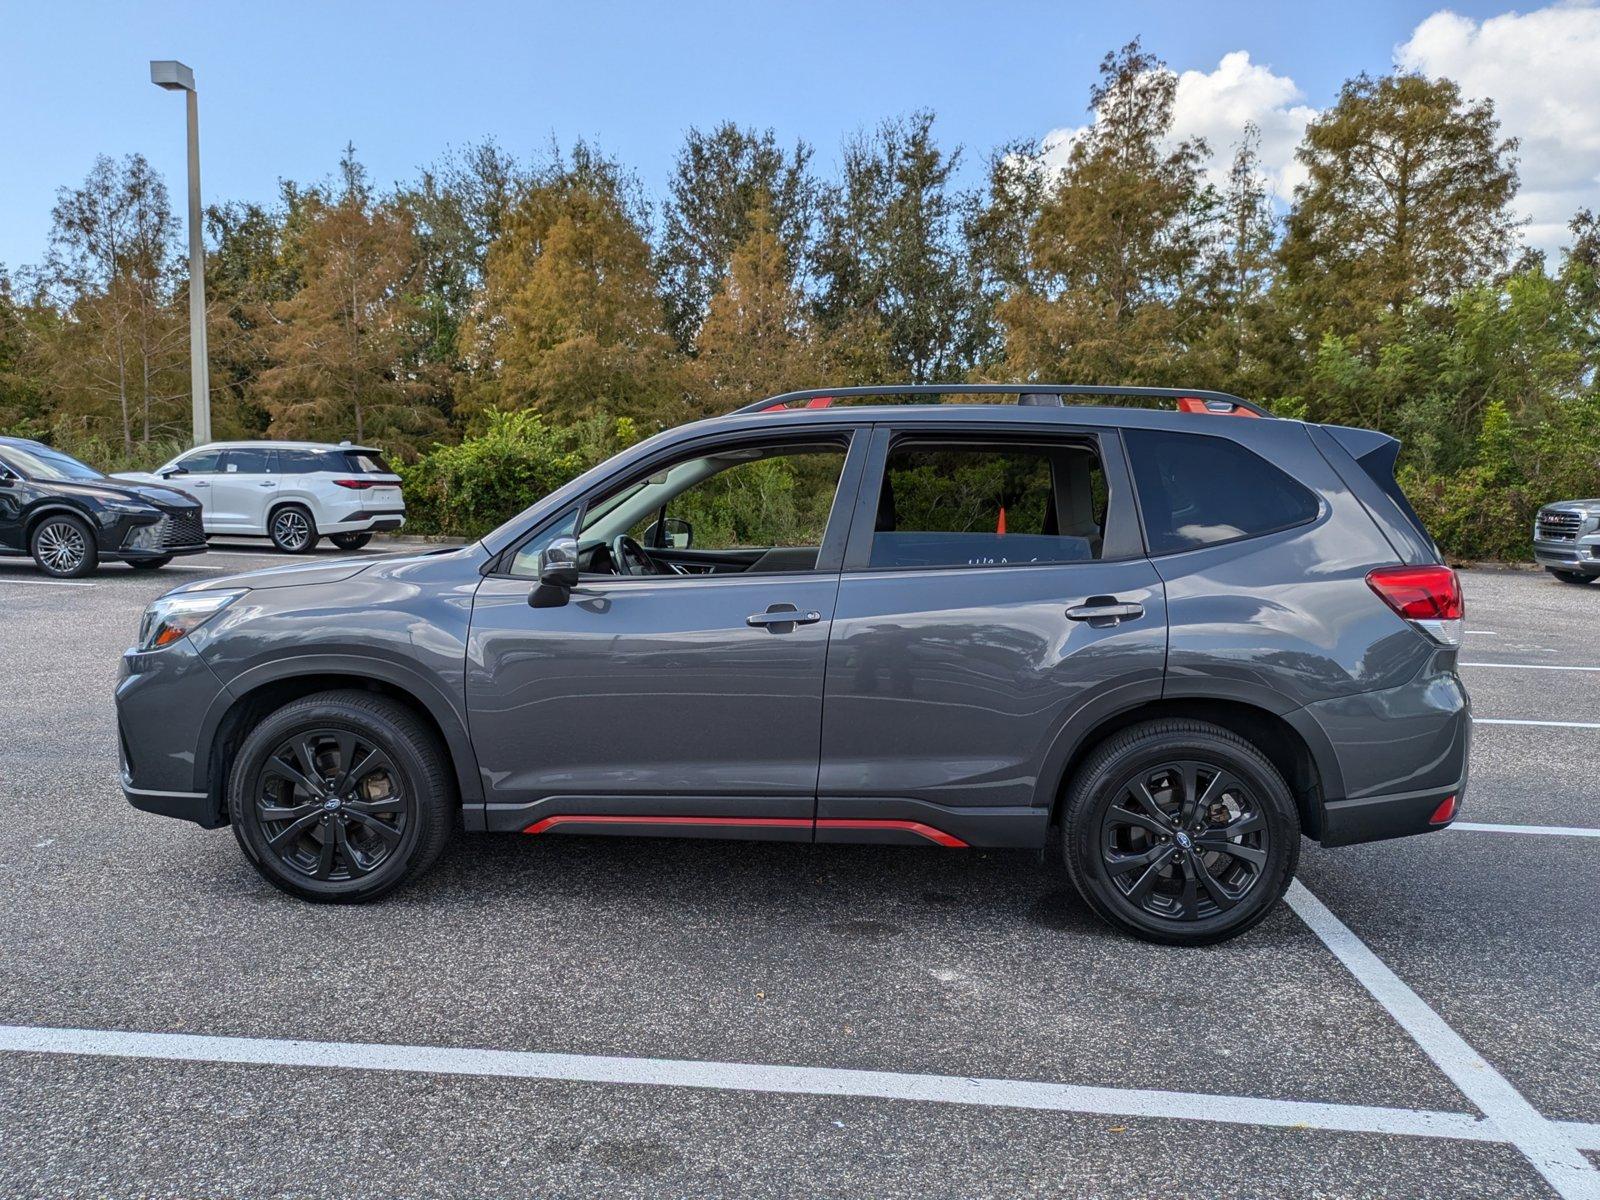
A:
[1287,882,1600,1199]
[1461,662,1600,672]
[0,1023,1511,1145]
[0,577,94,588]
[1474,718,1600,729]
[1452,821,1600,838]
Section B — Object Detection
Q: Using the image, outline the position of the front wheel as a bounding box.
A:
[228,690,454,903]
[31,514,99,578]
[1060,719,1300,945]
[269,505,318,554]
[129,556,173,571]
[329,532,373,551]
[1547,569,1595,585]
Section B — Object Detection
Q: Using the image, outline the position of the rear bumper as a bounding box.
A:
[322,509,405,534]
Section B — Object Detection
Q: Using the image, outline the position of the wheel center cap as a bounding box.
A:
[322,797,342,812]
[1174,830,1192,850]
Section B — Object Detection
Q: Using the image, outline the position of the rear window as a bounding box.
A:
[1125,429,1319,555]
[343,451,392,474]
[869,439,1106,568]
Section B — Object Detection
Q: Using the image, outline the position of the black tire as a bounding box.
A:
[269,504,318,554]
[1060,719,1300,946]
[228,690,454,903]
[329,532,373,551]
[1547,569,1595,585]
[129,556,173,571]
[30,513,99,578]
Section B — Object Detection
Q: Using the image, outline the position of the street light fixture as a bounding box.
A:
[150,60,212,446]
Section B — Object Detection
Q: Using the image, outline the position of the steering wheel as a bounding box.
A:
[609,534,662,577]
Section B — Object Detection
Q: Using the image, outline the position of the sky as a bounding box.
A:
[2,0,1597,271]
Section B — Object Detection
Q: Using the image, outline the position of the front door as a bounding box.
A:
[817,426,1167,849]
[466,429,866,836]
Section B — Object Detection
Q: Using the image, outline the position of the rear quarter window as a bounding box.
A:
[1125,428,1320,555]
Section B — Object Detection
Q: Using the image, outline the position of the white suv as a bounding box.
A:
[117,440,405,553]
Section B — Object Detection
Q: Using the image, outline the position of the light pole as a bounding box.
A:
[150,60,212,446]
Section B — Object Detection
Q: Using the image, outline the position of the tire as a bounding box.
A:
[329,532,373,551]
[1547,569,1595,585]
[228,690,454,903]
[1060,719,1300,946]
[269,504,318,554]
[30,513,99,578]
[129,556,173,571]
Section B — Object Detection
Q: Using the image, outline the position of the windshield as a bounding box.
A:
[0,444,105,481]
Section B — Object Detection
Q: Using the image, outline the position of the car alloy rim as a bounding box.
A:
[37,520,86,573]
[255,728,410,881]
[273,510,310,550]
[1100,760,1268,921]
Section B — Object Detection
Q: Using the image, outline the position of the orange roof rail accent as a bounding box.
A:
[1177,396,1260,418]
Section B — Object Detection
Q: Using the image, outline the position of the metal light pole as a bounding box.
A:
[150,60,212,446]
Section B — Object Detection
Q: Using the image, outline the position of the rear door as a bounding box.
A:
[816,423,1166,848]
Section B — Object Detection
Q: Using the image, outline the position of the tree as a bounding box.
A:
[464,145,683,426]
[254,149,438,448]
[38,155,187,452]
[659,124,816,351]
[1280,72,1519,347]
[689,197,819,412]
[998,41,1214,386]
[812,111,976,382]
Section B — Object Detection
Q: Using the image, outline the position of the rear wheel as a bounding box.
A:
[329,532,373,551]
[269,504,318,554]
[129,556,173,571]
[228,690,453,903]
[1547,569,1595,585]
[30,514,98,578]
[1060,719,1300,945]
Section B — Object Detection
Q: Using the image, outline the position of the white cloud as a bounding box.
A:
[1034,51,1316,203]
[1397,3,1600,257]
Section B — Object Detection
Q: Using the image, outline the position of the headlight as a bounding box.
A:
[137,590,244,651]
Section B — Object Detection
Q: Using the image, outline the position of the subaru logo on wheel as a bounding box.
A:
[1175,831,1192,849]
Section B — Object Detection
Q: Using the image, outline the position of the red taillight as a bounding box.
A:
[1429,795,1459,825]
[332,478,375,490]
[1366,565,1463,622]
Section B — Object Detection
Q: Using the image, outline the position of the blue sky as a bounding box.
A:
[0,0,1579,271]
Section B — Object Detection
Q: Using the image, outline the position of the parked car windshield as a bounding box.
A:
[0,444,105,482]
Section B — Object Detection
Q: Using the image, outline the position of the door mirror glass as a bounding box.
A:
[530,535,580,606]
[644,517,693,549]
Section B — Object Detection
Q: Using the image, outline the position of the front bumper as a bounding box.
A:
[116,637,230,827]
[1532,535,1600,575]
[101,507,208,561]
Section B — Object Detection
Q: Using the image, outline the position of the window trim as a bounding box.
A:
[1122,427,1325,558]
[840,424,1142,574]
[487,426,871,582]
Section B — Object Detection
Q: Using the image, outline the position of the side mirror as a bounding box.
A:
[162,466,187,478]
[530,535,580,607]
[644,516,693,549]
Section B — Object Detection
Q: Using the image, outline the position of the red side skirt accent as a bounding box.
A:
[522,814,967,846]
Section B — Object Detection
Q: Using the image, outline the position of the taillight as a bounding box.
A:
[332,478,375,490]
[1366,564,1463,645]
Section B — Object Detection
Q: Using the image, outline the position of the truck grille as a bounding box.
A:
[1537,510,1582,541]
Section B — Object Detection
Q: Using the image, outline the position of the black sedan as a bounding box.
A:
[0,437,207,577]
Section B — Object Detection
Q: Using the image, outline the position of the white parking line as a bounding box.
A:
[1461,662,1600,672]
[0,577,94,588]
[1452,822,1600,839]
[1474,718,1600,729]
[0,1023,1510,1145]
[1287,881,1600,1199]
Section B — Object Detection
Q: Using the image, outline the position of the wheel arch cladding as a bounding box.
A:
[1047,698,1328,841]
[201,670,478,824]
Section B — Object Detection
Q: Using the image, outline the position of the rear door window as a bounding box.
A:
[869,439,1107,568]
[1124,428,1319,555]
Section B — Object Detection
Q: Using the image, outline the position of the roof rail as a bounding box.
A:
[731,384,1272,418]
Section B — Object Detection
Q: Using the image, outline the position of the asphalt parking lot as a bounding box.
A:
[0,552,1596,1198]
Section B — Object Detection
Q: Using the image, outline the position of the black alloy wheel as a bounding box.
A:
[1062,719,1299,945]
[229,691,453,902]
[31,514,98,577]
[270,505,317,554]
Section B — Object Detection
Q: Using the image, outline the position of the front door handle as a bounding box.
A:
[747,604,823,629]
[1066,597,1145,624]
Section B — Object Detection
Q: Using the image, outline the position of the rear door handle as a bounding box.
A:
[1066,598,1145,624]
[747,605,823,628]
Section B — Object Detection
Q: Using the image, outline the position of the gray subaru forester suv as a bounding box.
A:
[117,386,1470,945]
